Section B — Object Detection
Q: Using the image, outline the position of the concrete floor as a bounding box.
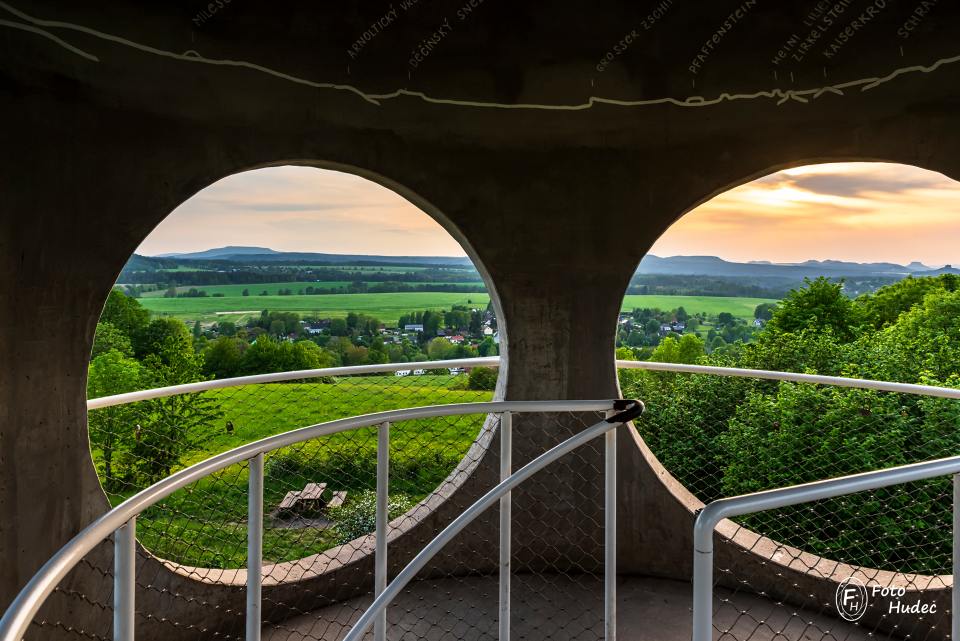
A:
[262,574,880,641]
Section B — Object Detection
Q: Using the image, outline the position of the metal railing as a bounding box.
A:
[86,356,960,413]
[692,456,960,641]
[0,397,643,641]
[9,355,960,641]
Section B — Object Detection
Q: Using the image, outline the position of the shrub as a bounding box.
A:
[329,490,414,544]
[467,367,497,391]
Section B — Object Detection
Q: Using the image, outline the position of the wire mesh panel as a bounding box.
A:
[712,482,952,641]
[620,367,960,641]
[70,372,621,641]
[30,370,502,641]
[265,411,612,641]
[87,372,493,570]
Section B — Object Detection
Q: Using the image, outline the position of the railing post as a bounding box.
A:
[114,518,136,641]
[953,473,959,641]
[604,410,617,641]
[247,453,264,641]
[499,411,512,641]
[692,537,713,641]
[376,421,390,641]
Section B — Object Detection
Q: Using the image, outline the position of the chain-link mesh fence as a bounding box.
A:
[88,372,494,570]
[261,410,607,641]
[33,363,960,641]
[30,368,619,641]
[620,365,960,641]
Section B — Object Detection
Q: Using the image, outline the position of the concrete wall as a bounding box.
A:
[3,1,960,638]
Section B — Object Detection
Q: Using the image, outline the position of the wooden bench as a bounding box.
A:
[326,490,347,509]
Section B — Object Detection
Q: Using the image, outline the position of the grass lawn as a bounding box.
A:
[99,375,494,567]
[137,292,492,324]
[620,295,776,320]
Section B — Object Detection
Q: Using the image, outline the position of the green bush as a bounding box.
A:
[329,490,414,544]
[467,367,498,391]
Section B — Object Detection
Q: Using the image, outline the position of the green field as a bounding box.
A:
[141,281,485,298]
[138,292,492,324]
[98,376,493,567]
[620,295,776,320]
[137,291,771,324]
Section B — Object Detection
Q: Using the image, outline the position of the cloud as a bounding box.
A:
[136,166,468,257]
[653,162,960,264]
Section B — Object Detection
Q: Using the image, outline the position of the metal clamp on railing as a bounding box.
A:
[606,398,645,424]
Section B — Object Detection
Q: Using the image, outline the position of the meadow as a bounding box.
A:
[103,375,494,567]
[138,291,771,325]
[138,292,493,324]
[620,294,775,320]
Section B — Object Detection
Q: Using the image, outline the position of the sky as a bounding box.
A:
[139,162,960,265]
[137,166,465,257]
[652,162,960,265]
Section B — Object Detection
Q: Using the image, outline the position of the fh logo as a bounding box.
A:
[836,577,869,621]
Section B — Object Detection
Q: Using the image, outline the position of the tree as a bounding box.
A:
[754,302,777,321]
[193,320,203,339]
[477,336,497,357]
[766,277,865,342]
[422,310,441,337]
[427,337,455,361]
[242,288,250,297]
[91,321,134,359]
[100,289,149,339]
[135,337,223,483]
[239,336,334,374]
[217,320,237,337]
[202,337,246,379]
[716,312,735,328]
[857,274,959,328]
[330,318,349,336]
[650,334,703,364]
[87,350,144,490]
[133,318,192,362]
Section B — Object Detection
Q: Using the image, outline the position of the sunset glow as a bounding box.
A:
[139,163,960,265]
[652,162,960,265]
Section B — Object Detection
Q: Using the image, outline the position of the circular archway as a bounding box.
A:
[618,160,960,573]
[87,164,509,572]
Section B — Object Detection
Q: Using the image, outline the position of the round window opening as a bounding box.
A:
[616,161,960,575]
[87,166,502,569]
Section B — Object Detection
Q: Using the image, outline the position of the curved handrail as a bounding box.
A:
[87,356,501,409]
[692,454,960,641]
[86,358,960,411]
[341,399,644,641]
[617,360,960,399]
[0,399,621,641]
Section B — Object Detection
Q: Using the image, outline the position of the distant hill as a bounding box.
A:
[158,246,281,259]
[637,255,935,279]
[150,246,473,266]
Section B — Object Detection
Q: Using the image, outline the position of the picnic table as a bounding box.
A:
[275,483,348,517]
